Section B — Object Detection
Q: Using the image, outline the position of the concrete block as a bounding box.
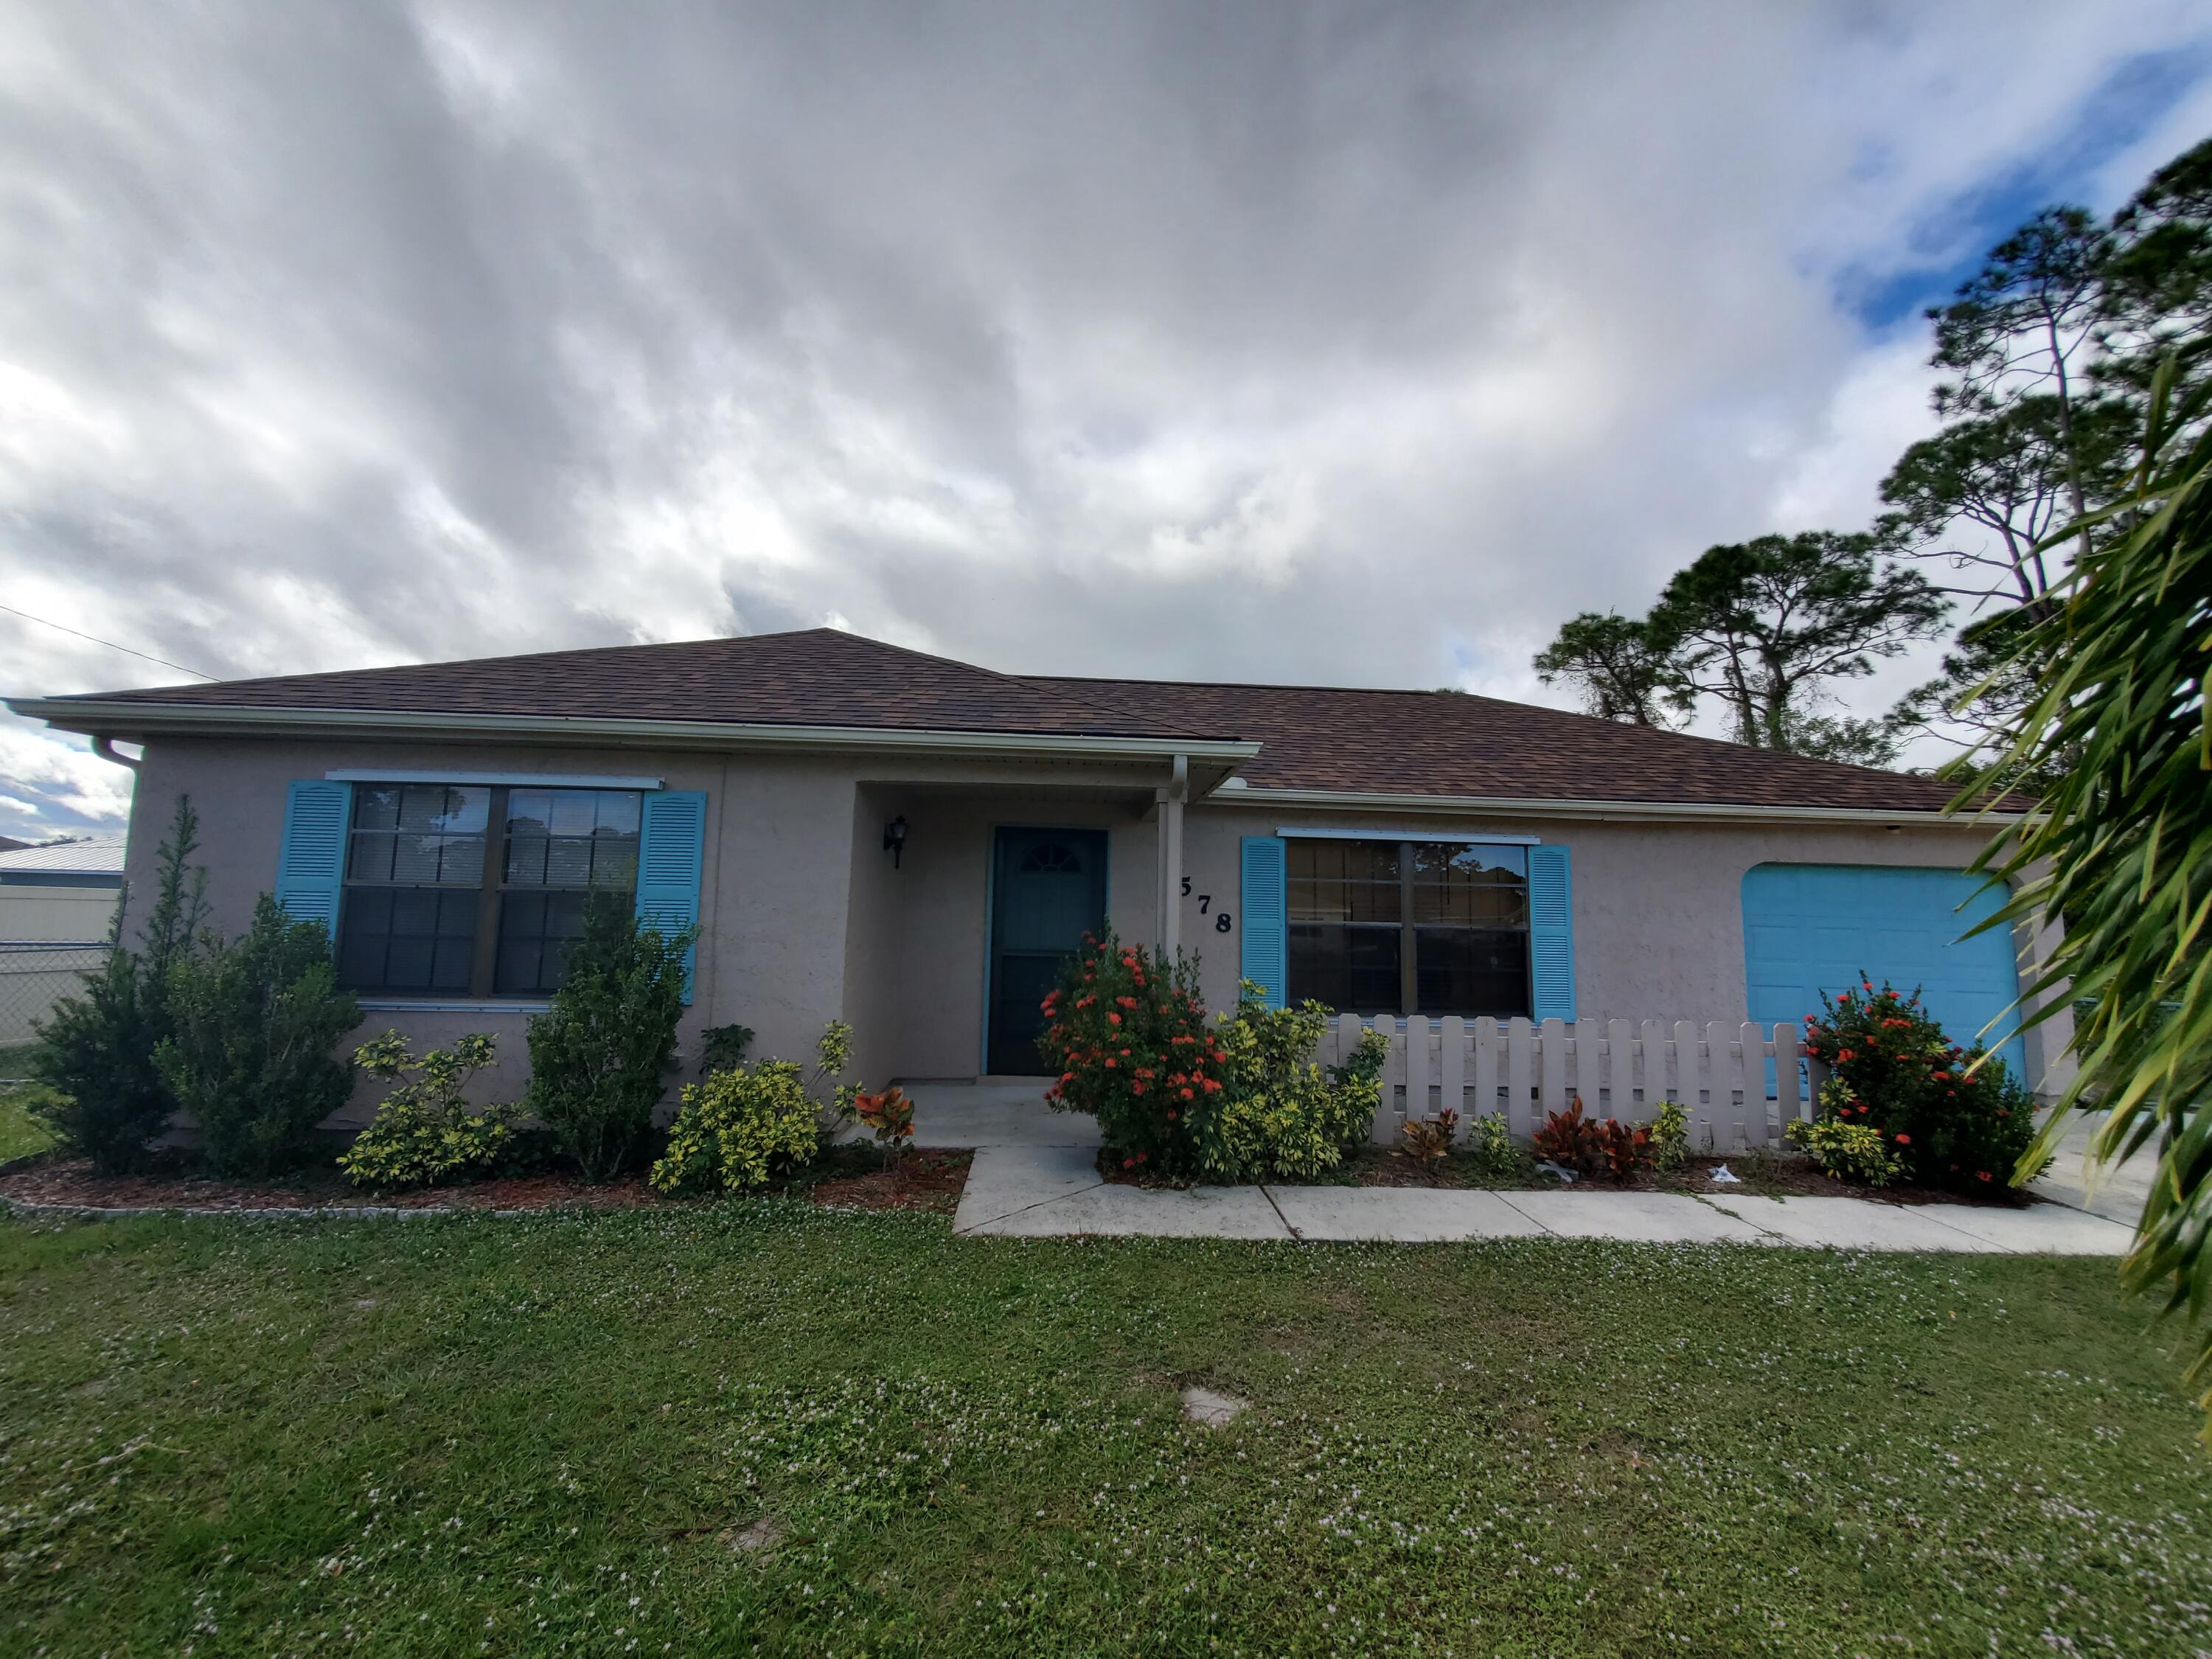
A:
[1710,1194,2009,1253]
[1497,1190,1772,1244]
[1265,1185,1549,1242]
[951,1144,1103,1232]
[1907,1200,2135,1256]
[962,1180,1292,1239]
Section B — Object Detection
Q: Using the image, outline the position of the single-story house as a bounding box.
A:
[6,629,2067,1125]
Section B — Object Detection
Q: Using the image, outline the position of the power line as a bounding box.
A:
[0,603,218,681]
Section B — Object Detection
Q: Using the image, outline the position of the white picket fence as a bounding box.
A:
[1315,1015,1829,1152]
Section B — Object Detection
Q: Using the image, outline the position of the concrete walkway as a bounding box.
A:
[950,1143,2136,1253]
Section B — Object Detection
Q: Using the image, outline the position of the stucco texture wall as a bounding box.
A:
[121,736,861,1126]
[1171,804,2072,1093]
[841,786,1158,1080]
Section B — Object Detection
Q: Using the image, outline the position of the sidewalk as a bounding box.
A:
[951,1144,2137,1254]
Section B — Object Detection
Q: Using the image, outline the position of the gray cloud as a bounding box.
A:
[2,0,2209,837]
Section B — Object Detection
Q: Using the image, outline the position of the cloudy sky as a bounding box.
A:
[3,1,2210,841]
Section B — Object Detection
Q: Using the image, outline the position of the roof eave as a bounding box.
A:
[5,696,1262,769]
[1214,782,2012,828]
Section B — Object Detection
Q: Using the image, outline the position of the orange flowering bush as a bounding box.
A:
[1039,929,1230,1177]
[1800,978,2045,1194]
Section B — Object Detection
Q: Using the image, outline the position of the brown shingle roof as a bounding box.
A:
[1020,675,1965,813]
[71,629,1227,741]
[52,627,1966,813]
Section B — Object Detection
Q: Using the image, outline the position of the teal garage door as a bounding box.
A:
[1741,865,2028,1082]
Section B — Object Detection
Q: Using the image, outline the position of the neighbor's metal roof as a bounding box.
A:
[0,835,127,876]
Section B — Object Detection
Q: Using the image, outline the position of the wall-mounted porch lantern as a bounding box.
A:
[883,815,908,869]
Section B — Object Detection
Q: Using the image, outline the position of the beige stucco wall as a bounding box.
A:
[858,790,1161,1079]
[111,732,2072,1125]
[121,735,863,1126]
[1172,803,2073,1095]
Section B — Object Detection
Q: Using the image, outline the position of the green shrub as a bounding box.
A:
[1211,987,1388,1182]
[1801,979,2047,1192]
[1397,1109,1457,1171]
[1647,1099,1691,1172]
[1039,931,1228,1177]
[338,1031,517,1189]
[156,896,362,1178]
[696,1023,756,1076]
[651,1062,821,1193]
[29,796,207,1172]
[1787,1095,1906,1187]
[650,1021,856,1194]
[1458,1110,1522,1180]
[524,894,697,1182]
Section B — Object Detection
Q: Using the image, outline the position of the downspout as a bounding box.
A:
[90,735,141,771]
[1158,754,1189,956]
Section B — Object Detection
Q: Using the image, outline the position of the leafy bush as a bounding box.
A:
[1531,1098,1648,1182]
[1211,987,1388,1183]
[650,1021,858,1194]
[157,897,362,1178]
[1040,931,1228,1177]
[1458,1110,1522,1181]
[524,894,697,1182]
[29,796,207,1172]
[1647,1099,1691,1172]
[851,1086,915,1172]
[1532,1100,1596,1172]
[338,1031,517,1189]
[1591,1116,1652,1182]
[1801,978,2047,1192]
[1786,1105,1907,1187]
[696,1023,756,1076]
[1397,1109,1457,1170]
[649,1061,822,1193]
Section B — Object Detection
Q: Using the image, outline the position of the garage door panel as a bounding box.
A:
[1742,864,2027,1082]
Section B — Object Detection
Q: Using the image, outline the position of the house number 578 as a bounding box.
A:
[1180,877,1231,932]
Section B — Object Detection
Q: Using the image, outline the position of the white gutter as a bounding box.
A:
[1217,783,2011,828]
[3,696,1264,768]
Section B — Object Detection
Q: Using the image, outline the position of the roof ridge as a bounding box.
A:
[1018,671,1931,785]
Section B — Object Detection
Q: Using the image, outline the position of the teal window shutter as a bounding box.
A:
[274,779,351,937]
[1528,843,1576,1023]
[1239,835,1287,1009]
[636,790,707,1004]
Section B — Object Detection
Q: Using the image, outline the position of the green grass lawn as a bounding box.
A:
[2,1208,2206,1656]
[0,1081,59,1164]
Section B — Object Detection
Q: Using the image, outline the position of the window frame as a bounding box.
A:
[1286,836,1534,1020]
[337,782,643,1001]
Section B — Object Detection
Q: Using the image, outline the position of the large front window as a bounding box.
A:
[1287,838,1531,1018]
[337,784,642,998]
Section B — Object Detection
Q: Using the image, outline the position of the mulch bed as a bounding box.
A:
[1099,1145,2037,1208]
[0,1147,973,1217]
[804,1149,971,1214]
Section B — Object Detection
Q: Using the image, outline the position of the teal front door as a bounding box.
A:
[988,827,1107,1075]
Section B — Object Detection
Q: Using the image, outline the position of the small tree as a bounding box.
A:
[30,796,209,1172]
[157,897,362,1178]
[1652,532,1950,754]
[524,894,695,1182]
[1531,611,1688,727]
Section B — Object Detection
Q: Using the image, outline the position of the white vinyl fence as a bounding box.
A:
[1316,1015,1829,1152]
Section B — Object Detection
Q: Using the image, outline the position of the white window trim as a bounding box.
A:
[1276,827,1540,844]
[326,768,663,790]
